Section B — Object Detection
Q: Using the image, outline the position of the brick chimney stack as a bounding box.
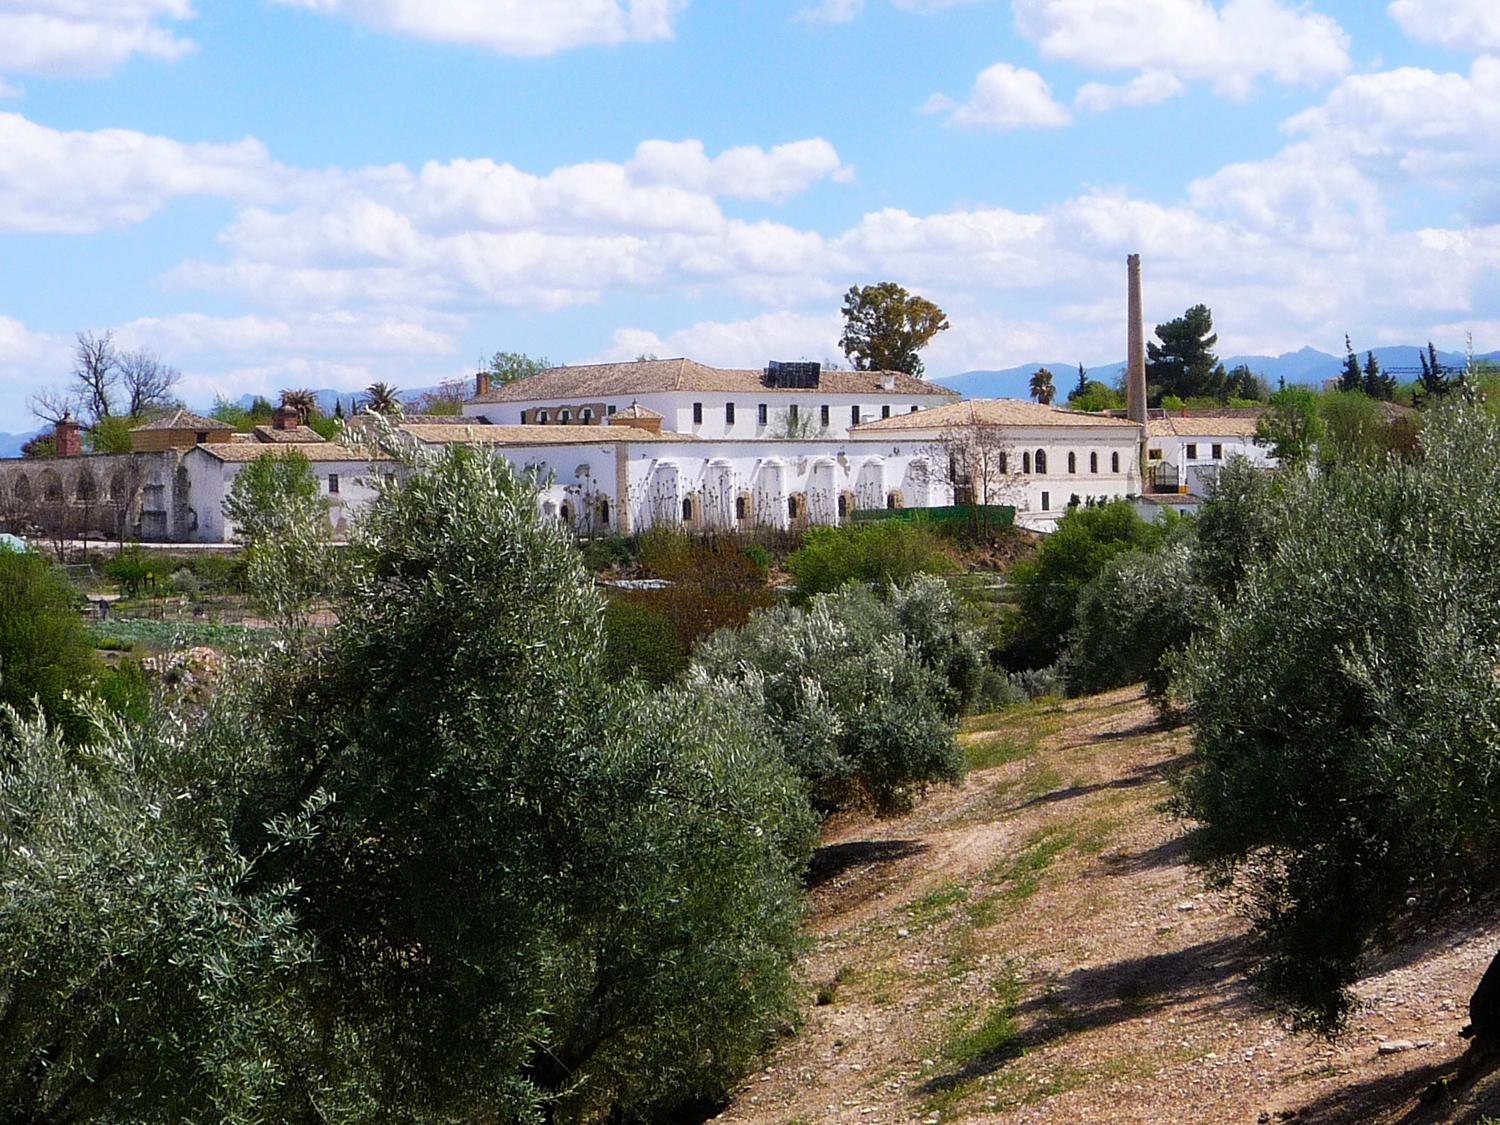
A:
[1126,254,1147,425]
[271,405,300,431]
[475,369,491,397]
[54,412,81,456]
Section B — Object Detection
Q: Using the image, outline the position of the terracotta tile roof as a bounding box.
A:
[253,424,327,443]
[190,443,386,463]
[131,408,228,432]
[851,399,1141,432]
[468,358,959,404]
[1146,416,1264,438]
[611,401,663,420]
[400,423,696,445]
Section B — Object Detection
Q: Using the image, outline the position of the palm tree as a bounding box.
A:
[1029,367,1056,405]
[279,388,318,423]
[363,382,402,415]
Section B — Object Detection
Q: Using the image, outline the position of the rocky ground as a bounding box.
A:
[715,688,1500,1125]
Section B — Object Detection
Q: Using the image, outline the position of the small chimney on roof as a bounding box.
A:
[475,369,491,397]
[271,405,300,431]
[54,411,81,457]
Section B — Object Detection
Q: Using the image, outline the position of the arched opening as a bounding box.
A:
[886,489,903,510]
[559,409,571,423]
[13,475,31,505]
[1035,449,1048,474]
[1090,451,1098,474]
[42,471,63,504]
[1022,451,1031,474]
[787,493,806,523]
[837,493,847,518]
[736,493,751,522]
[1067,452,1076,474]
[581,408,594,423]
[537,410,549,424]
[682,496,695,524]
[560,502,573,525]
[75,469,97,502]
[109,471,129,501]
[998,451,1008,474]
[1111,451,1120,473]
[598,498,610,525]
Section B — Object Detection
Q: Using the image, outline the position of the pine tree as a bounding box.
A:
[1074,363,1087,398]
[1146,305,1228,403]
[1417,342,1451,406]
[1363,352,1395,401]
[1339,336,1363,393]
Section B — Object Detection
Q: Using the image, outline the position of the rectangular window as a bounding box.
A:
[725,402,736,425]
[910,405,920,413]
[328,474,339,494]
[1147,448,1163,461]
[758,403,768,426]
[851,405,861,426]
[1212,443,1223,460]
[789,403,799,423]
[1186,443,1198,460]
[881,404,891,419]
[820,404,829,427]
[607,404,617,416]
[692,402,703,425]
[1041,491,1050,511]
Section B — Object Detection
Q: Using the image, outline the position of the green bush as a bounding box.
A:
[103,547,153,598]
[96,658,150,724]
[632,528,775,653]
[691,576,975,813]
[603,598,688,687]
[185,552,248,593]
[1178,405,1500,1031]
[0,549,97,743]
[1004,499,1167,670]
[785,521,953,604]
[581,532,636,572]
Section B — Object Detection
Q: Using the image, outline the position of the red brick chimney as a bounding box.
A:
[55,412,81,456]
[475,369,491,397]
[271,405,300,431]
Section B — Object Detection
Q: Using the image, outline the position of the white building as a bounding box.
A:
[1144,412,1276,495]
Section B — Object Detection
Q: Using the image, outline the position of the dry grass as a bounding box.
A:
[717,688,1500,1125]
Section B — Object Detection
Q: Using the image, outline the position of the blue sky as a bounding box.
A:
[0,0,1497,430]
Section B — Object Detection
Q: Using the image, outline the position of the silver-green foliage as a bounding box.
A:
[222,448,331,626]
[691,575,973,814]
[0,703,311,1125]
[1178,404,1500,1031]
[238,442,815,1124]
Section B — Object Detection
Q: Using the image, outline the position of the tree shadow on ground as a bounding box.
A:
[1098,831,1198,875]
[804,839,929,890]
[1279,1047,1500,1124]
[1018,753,1193,810]
[920,934,1259,1094]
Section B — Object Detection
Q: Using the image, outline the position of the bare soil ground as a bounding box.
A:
[716,688,1500,1125]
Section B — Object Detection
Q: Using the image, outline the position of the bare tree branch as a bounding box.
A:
[25,388,76,427]
[72,330,119,423]
[118,347,182,418]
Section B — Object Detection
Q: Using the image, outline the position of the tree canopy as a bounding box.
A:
[1146,305,1227,403]
[1028,366,1056,405]
[0,547,98,742]
[488,351,552,385]
[839,282,950,377]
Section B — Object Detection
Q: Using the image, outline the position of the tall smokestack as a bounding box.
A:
[1127,254,1147,424]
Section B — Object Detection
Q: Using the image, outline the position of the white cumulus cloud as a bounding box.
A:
[924,63,1072,128]
[269,0,684,56]
[598,311,844,367]
[1389,0,1500,51]
[0,0,194,78]
[1014,0,1350,99]
[1075,70,1185,111]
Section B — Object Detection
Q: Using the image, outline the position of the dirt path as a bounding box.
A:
[716,688,1500,1125]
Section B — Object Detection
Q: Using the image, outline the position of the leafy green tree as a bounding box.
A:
[19,431,56,458]
[223,449,331,625]
[1146,305,1227,403]
[1004,499,1165,669]
[237,442,813,1124]
[104,546,153,597]
[0,547,97,742]
[85,413,140,454]
[692,577,975,813]
[1225,364,1270,403]
[1318,390,1385,470]
[0,703,315,1125]
[1191,455,1280,603]
[839,282,950,377]
[1178,405,1500,1031]
[1029,366,1056,405]
[488,351,552,385]
[1067,379,1122,413]
[1363,351,1395,400]
[786,521,954,604]
[1254,385,1323,463]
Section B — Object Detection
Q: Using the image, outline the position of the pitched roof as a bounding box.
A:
[851,399,1141,433]
[190,443,385,463]
[131,408,228,432]
[610,401,663,420]
[468,358,959,404]
[400,423,696,445]
[1146,416,1263,438]
[253,424,327,443]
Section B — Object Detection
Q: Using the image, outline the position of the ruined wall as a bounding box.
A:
[0,450,190,542]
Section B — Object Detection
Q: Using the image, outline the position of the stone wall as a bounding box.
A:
[0,450,191,542]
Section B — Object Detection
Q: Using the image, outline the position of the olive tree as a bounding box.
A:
[1177,405,1500,1031]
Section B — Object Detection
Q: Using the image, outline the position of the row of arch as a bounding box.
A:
[0,467,137,507]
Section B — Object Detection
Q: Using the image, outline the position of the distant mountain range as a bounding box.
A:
[936,345,1500,400]
[0,428,43,458]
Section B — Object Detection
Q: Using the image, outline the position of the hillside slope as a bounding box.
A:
[718,689,1500,1125]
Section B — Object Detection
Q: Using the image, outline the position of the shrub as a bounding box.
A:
[631,528,775,653]
[603,598,688,687]
[103,547,153,598]
[785,521,953,604]
[1003,499,1165,670]
[1178,405,1500,1031]
[1059,542,1201,699]
[691,577,973,813]
[0,549,97,742]
[185,552,248,593]
[96,657,150,724]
